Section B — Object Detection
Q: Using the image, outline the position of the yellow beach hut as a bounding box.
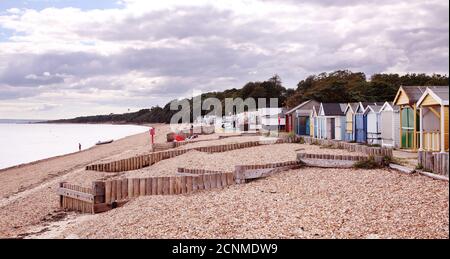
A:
[417,86,449,152]
[393,86,427,151]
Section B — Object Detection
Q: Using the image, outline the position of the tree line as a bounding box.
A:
[51,70,448,124]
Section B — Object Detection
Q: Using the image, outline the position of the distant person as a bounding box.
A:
[79,143,82,151]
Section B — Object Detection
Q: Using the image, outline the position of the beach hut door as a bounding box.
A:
[314,118,318,138]
[297,116,310,136]
[401,108,415,149]
[355,114,367,143]
[305,117,310,136]
[327,118,335,139]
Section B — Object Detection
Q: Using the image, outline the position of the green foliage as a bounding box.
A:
[285,70,448,108]
[382,156,392,167]
[353,156,382,169]
[298,137,305,144]
[262,131,271,137]
[51,71,449,124]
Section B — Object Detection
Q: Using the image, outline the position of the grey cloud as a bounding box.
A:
[0,52,121,87]
[75,6,235,41]
[0,0,448,106]
[261,0,400,7]
[0,39,266,88]
[0,85,39,100]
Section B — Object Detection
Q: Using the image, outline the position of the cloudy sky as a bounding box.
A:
[0,0,448,119]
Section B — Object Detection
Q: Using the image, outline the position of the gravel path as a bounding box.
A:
[58,168,449,239]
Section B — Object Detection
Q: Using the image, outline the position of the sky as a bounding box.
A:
[0,0,448,120]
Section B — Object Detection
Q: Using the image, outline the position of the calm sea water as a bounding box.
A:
[0,123,149,170]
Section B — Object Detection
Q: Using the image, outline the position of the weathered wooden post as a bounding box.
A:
[92,181,105,211]
[59,182,66,208]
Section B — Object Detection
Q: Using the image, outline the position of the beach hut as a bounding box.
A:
[285,100,320,136]
[353,102,385,144]
[364,104,383,145]
[310,105,320,138]
[416,86,449,152]
[379,102,401,148]
[317,103,346,140]
[354,103,368,143]
[393,86,427,150]
[344,103,360,142]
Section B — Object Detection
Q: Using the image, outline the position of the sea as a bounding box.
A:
[0,122,149,170]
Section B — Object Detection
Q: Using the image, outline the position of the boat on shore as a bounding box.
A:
[96,140,114,145]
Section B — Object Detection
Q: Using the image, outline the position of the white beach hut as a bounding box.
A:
[317,103,346,140]
[379,102,401,148]
[343,103,360,142]
[364,104,383,145]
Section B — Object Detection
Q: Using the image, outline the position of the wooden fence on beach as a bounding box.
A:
[297,153,368,161]
[58,182,106,214]
[60,158,306,214]
[418,151,449,177]
[302,136,393,158]
[86,137,303,173]
[59,172,235,214]
[234,160,303,183]
[64,135,396,214]
[103,172,235,204]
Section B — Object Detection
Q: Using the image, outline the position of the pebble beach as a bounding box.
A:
[0,124,447,239]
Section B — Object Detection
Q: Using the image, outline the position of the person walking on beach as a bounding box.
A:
[79,143,82,151]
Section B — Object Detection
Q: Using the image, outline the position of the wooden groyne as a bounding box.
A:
[302,136,393,158]
[86,136,303,173]
[418,151,449,177]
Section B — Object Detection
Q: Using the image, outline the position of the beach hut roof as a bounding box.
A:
[344,102,360,114]
[286,100,319,115]
[320,103,345,116]
[364,104,383,114]
[417,86,449,106]
[310,104,320,116]
[380,102,400,112]
[393,85,429,105]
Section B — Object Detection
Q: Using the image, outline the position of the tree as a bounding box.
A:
[52,71,448,124]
